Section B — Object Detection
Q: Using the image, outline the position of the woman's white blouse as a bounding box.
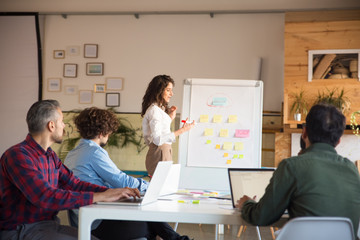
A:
[142,104,176,146]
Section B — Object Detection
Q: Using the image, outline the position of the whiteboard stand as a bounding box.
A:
[179,78,263,191]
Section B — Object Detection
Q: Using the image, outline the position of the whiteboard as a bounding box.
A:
[179,78,263,191]
[291,133,360,162]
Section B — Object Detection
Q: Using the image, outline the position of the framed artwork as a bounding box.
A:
[53,50,65,59]
[63,63,77,78]
[64,85,78,95]
[106,93,120,107]
[84,44,98,58]
[86,62,104,76]
[66,45,80,56]
[47,78,61,92]
[106,77,123,90]
[79,90,93,104]
[94,84,106,93]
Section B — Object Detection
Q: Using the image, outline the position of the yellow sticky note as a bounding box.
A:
[213,115,222,123]
[223,142,233,150]
[200,115,209,123]
[234,142,244,151]
[215,144,221,149]
[233,154,238,158]
[224,153,229,157]
[219,129,229,137]
[228,115,238,123]
[239,154,244,159]
[226,159,232,164]
[206,140,212,144]
[204,128,214,136]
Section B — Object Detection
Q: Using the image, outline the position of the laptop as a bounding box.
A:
[228,168,275,208]
[97,161,173,206]
[159,163,180,196]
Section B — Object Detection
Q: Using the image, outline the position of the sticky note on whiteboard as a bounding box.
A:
[200,115,209,123]
[204,128,214,136]
[212,97,227,106]
[223,142,233,150]
[219,129,229,137]
[235,129,250,138]
[234,142,244,151]
[228,115,237,123]
[213,115,222,123]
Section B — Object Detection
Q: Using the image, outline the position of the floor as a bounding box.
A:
[171,223,275,240]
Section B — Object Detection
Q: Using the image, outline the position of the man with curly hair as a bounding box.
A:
[65,107,190,240]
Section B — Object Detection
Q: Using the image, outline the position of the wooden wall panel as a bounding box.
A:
[284,17,360,124]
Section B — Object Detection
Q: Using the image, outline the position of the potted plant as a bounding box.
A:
[290,90,308,121]
[314,88,351,114]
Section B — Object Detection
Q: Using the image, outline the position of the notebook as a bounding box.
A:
[97,161,173,206]
[228,168,275,208]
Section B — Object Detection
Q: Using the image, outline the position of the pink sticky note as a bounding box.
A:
[235,129,250,138]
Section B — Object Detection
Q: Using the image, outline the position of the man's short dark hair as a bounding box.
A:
[26,100,60,134]
[305,103,346,147]
[74,107,119,139]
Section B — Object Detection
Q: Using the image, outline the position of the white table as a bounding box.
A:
[78,199,242,240]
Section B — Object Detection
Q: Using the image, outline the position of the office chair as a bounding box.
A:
[276,216,355,240]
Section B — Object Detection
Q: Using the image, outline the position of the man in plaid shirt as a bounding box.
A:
[0,100,140,240]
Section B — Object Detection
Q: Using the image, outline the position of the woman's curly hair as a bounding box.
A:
[74,107,119,139]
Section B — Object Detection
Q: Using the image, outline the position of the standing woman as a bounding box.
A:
[141,75,195,176]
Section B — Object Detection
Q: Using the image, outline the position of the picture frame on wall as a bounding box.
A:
[64,85,78,95]
[106,77,123,90]
[53,50,65,59]
[106,93,120,107]
[94,84,106,93]
[66,45,80,56]
[79,90,93,104]
[63,63,77,78]
[86,62,104,76]
[47,78,61,92]
[84,44,98,58]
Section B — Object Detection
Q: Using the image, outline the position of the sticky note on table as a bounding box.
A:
[226,159,232,164]
[200,115,209,123]
[224,153,229,157]
[206,140,212,144]
[215,144,221,149]
[235,129,250,138]
[233,154,238,158]
[219,129,228,137]
[204,128,214,136]
[239,154,244,159]
[213,115,222,123]
[228,115,238,123]
[234,142,244,151]
[223,142,233,150]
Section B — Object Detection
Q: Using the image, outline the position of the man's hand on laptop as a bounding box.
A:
[93,187,141,203]
[235,195,257,210]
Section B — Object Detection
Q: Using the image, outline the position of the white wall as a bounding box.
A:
[43,13,284,112]
[0,15,39,155]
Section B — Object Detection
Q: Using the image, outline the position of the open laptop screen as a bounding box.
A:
[228,168,275,208]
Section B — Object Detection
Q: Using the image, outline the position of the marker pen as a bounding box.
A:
[181,120,195,124]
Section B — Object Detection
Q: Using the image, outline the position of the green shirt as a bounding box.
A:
[241,143,360,235]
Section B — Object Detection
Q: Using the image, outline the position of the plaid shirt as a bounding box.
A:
[0,134,107,230]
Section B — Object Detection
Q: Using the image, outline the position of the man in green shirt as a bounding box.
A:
[236,103,360,236]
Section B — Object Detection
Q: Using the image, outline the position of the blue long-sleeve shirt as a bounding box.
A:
[64,139,148,192]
